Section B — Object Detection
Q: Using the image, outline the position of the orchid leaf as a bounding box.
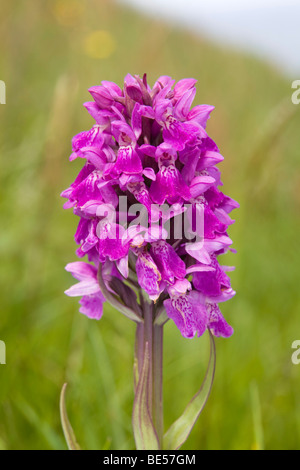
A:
[60,383,81,450]
[97,264,142,323]
[132,342,160,450]
[133,356,139,393]
[108,276,142,317]
[163,331,216,450]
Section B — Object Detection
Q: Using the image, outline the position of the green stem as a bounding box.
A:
[135,301,164,449]
[153,323,163,446]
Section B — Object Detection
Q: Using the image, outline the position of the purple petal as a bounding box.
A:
[83,102,115,127]
[127,180,153,212]
[76,147,108,169]
[144,225,168,242]
[186,264,215,274]
[208,287,236,303]
[164,293,207,338]
[65,261,97,281]
[187,105,215,128]
[163,118,202,151]
[68,171,103,207]
[101,80,123,96]
[131,103,155,140]
[80,219,99,253]
[112,146,142,175]
[150,241,186,283]
[204,205,227,239]
[96,222,129,261]
[61,164,95,200]
[72,126,104,156]
[204,235,233,254]
[207,303,233,338]
[167,279,192,296]
[139,144,157,159]
[142,167,156,181]
[65,279,100,297]
[220,195,240,214]
[173,78,197,101]
[173,87,196,120]
[153,80,175,103]
[190,175,215,198]
[89,86,115,109]
[197,150,224,171]
[193,258,231,297]
[150,166,191,205]
[79,292,105,320]
[125,81,143,103]
[116,255,129,278]
[111,120,136,146]
[185,241,211,265]
[213,208,235,226]
[136,251,161,299]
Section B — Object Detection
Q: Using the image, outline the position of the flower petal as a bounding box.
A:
[151,241,186,283]
[207,303,233,338]
[64,279,100,297]
[65,262,97,281]
[136,251,161,299]
[79,292,105,320]
[164,293,207,338]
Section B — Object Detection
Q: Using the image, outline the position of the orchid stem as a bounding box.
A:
[153,323,163,446]
[135,301,164,449]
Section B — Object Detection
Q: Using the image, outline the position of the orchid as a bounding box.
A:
[61,74,238,450]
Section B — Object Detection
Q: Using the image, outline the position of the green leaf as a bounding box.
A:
[163,331,216,450]
[132,342,160,450]
[133,356,139,393]
[59,383,81,450]
[97,264,142,323]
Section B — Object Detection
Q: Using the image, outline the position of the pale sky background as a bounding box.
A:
[118,0,300,77]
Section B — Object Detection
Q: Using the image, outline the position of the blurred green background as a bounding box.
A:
[0,0,299,450]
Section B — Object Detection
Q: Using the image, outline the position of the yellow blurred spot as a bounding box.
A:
[53,0,84,27]
[83,30,116,59]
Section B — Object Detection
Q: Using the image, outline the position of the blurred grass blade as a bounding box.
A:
[60,383,81,450]
[163,331,216,450]
[250,381,264,450]
[132,342,159,450]
[88,326,128,447]
[15,397,65,449]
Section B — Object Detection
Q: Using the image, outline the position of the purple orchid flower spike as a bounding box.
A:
[61,73,238,451]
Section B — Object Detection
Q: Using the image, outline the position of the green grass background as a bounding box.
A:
[0,0,299,450]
